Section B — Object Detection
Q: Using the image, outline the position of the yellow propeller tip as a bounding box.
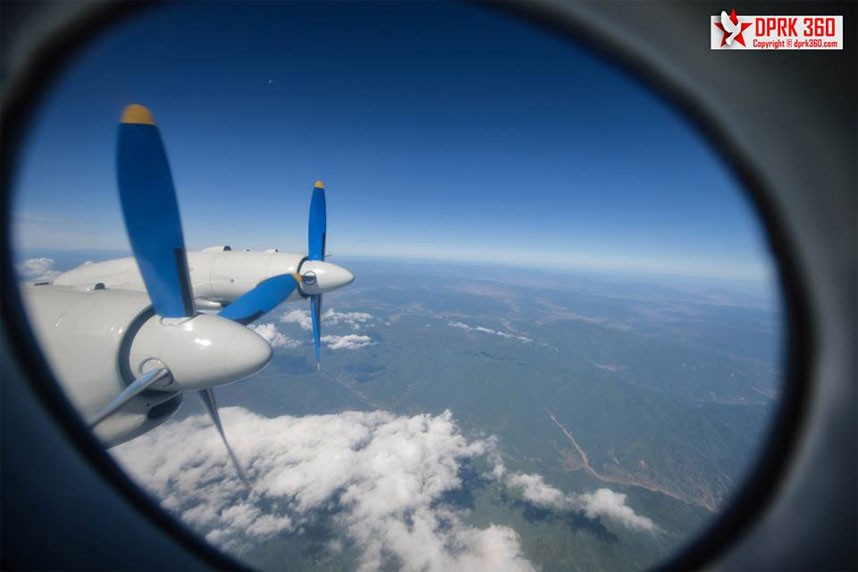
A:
[314,180,325,189]
[121,104,155,125]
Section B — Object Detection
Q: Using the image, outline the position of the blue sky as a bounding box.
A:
[12,1,774,280]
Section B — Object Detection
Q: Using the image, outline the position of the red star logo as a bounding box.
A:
[715,9,752,47]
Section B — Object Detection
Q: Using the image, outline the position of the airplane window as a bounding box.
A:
[9,2,788,570]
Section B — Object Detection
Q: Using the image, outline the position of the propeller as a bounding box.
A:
[116,104,193,318]
[90,368,171,427]
[309,294,322,369]
[98,105,352,482]
[304,180,326,369]
[217,179,351,369]
[97,104,301,486]
[198,388,250,488]
[308,180,327,262]
[215,178,349,370]
[233,179,350,369]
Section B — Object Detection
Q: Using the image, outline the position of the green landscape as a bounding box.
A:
[115,258,783,571]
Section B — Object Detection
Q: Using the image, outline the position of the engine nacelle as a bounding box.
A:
[54,250,307,304]
[128,313,272,392]
[20,284,176,446]
[52,250,353,305]
[18,284,272,446]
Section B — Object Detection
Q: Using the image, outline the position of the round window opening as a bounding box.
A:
[10,2,787,570]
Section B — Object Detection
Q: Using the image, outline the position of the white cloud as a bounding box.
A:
[448,321,532,343]
[280,309,313,331]
[505,472,657,533]
[249,323,302,350]
[17,257,61,282]
[507,472,569,508]
[576,489,657,533]
[281,308,375,332]
[113,407,658,571]
[323,309,373,329]
[254,318,375,351]
[113,408,534,572]
[320,334,374,350]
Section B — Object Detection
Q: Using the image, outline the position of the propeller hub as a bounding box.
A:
[298,260,354,295]
[128,313,272,392]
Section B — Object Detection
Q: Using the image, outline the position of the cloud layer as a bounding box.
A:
[281,308,374,331]
[320,334,375,350]
[114,408,656,570]
[114,408,533,572]
[270,308,378,352]
[576,489,657,532]
[448,321,532,343]
[506,472,657,532]
[16,257,61,282]
[249,323,302,349]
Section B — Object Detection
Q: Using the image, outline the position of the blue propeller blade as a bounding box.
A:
[198,388,250,488]
[116,105,194,318]
[308,180,327,261]
[219,273,301,326]
[310,294,322,369]
[307,179,326,368]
